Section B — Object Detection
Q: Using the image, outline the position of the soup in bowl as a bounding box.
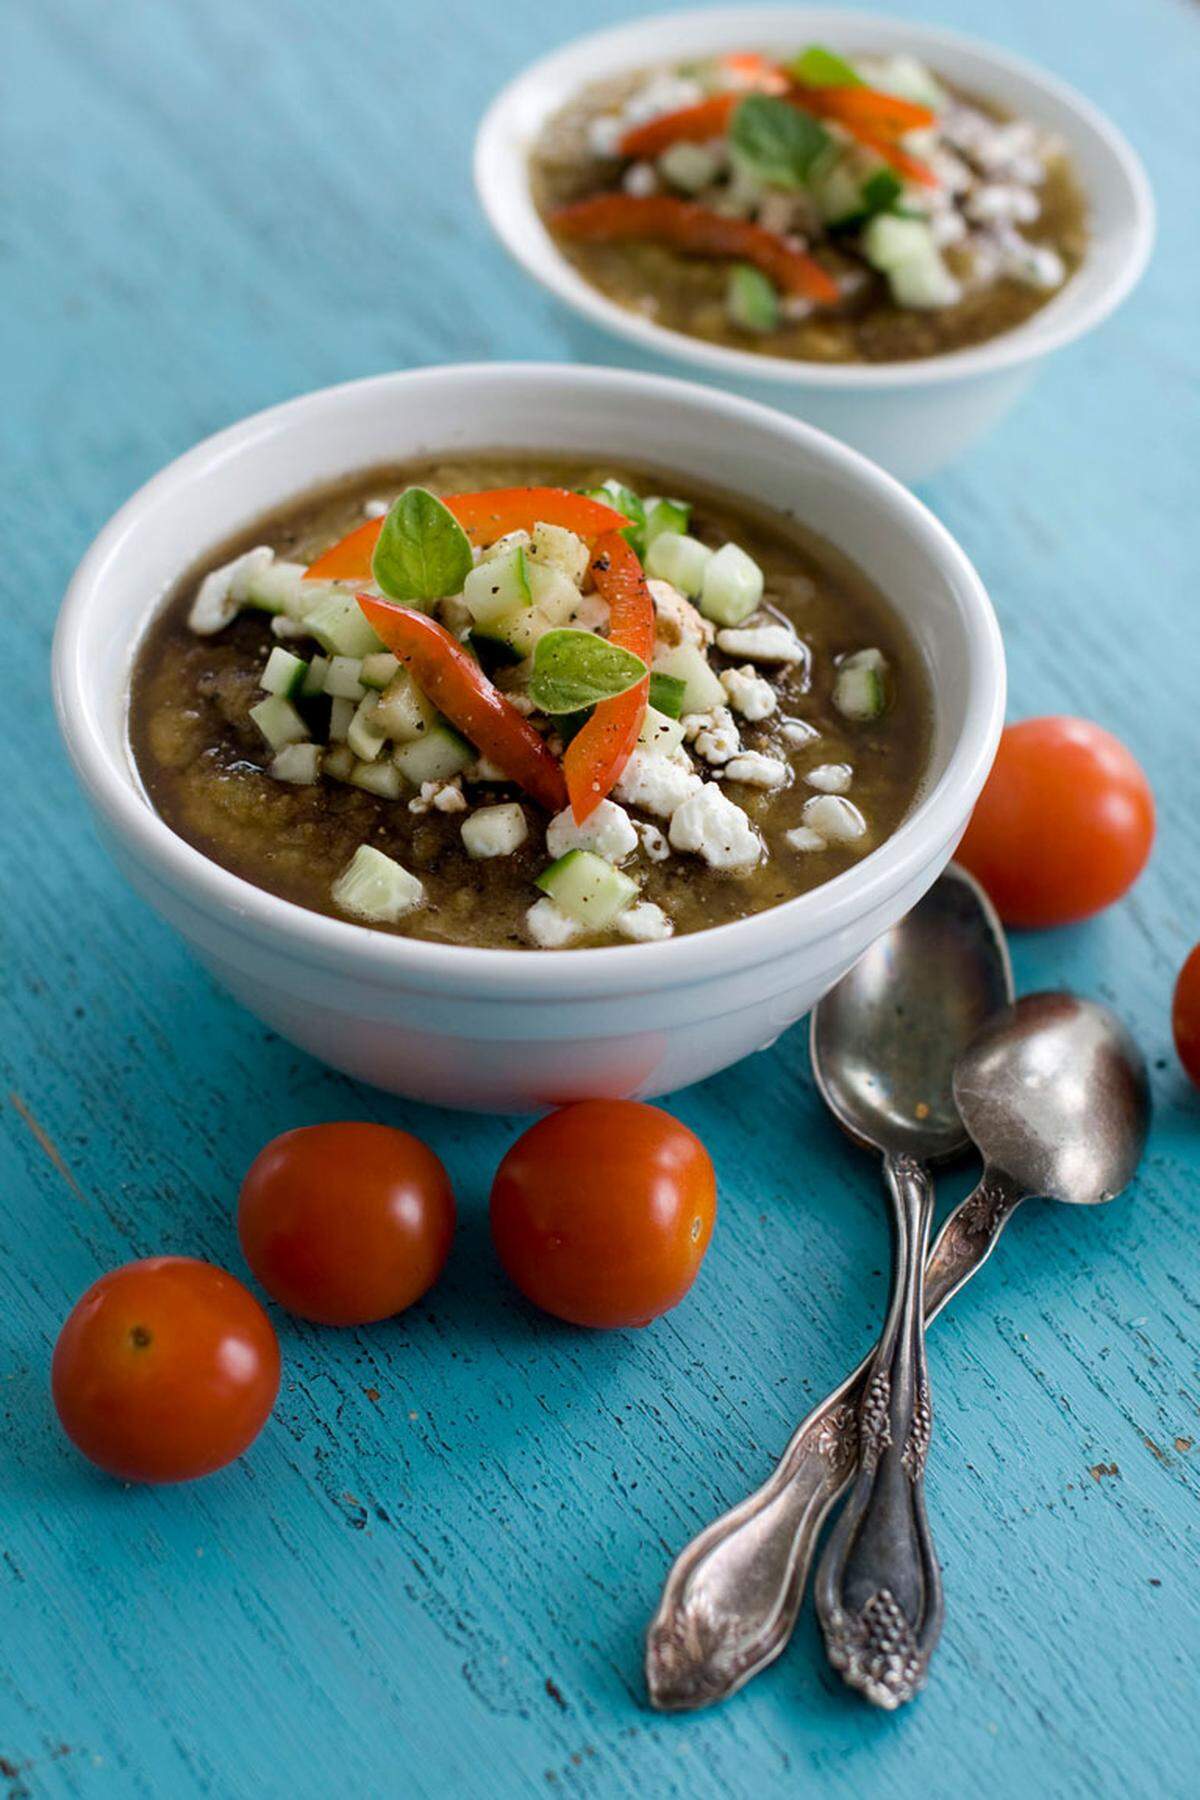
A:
[54,365,1003,1109]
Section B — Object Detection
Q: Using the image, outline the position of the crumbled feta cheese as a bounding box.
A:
[805,763,853,794]
[966,183,1040,227]
[930,209,968,249]
[785,826,827,852]
[649,578,713,646]
[669,784,763,870]
[586,115,623,158]
[187,546,273,635]
[623,73,704,125]
[409,778,467,815]
[993,227,1066,290]
[720,664,777,721]
[525,897,583,949]
[781,718,820,747]
[546,799,638,864]
[504,691,536,716]
[722,751,788,789]
[623,160,658,198]
[715,624,807,665]
[615,748,704,818]
[635,820,671,862]
[471,755,508,782]
[565,591,609,634]
[461,803,527,859]
[270,614,309,639]
[691,706,741,766]
[802,795,868,842]
[362,497,392,519]
[617,901,674,943]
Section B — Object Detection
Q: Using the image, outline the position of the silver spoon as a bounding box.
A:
[645,986,1149,1712]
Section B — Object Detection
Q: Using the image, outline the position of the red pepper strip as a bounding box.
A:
[550,195,841,306]
[563,532,655,825]
[618,93,740,159]
[842,126,940,188]
[305,487,628,582]
[791,83,935,135]
[356,597,567,814]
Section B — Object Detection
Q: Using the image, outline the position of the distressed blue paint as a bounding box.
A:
[2,0,1197,1794]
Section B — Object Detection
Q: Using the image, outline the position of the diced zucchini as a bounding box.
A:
[638,705,687,757]
[375,669,439,743]
[536,849,637,931]
[240,560,310,618]
[348,758,403,799]
[833,649,888,721]
[268,742,323,785]
[323,743,356,781]
[658,139,721,194]
[861,213,935,272]
[394,723,474,786]
[328,696,355,742]
[527,561,580,624]
[260,646,308,698]
[302,593,386,659]
[653,642,727,714]
[481,528,531,563]
[727,264,780,334]
[361,651,400,690]
[648,670,687,718]
[331,845,424,924]
[643,498,692,548]
[645,531,712,597]
[464,545,532,625]
[461,802,528,859]
[301,653,330,698]
[700,542,764,627]
[347,692,387,762]
[323,655,367,700]
[887,247,961,310]
[531,522,589,586]
[249,695,309,753]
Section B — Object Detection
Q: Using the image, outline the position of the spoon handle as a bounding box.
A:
[813,1153,941,1707]
[645,1169,1023,1713]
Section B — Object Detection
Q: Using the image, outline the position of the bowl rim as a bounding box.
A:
[474,5,1156,391]
[53,361,1005,1001]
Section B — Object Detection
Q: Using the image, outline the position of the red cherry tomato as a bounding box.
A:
[52,1257,280,1483]
[1172,945,1200,1090]
[238,1123,455,1324]
[489,1100,716,1328]
[957,717,1154,928]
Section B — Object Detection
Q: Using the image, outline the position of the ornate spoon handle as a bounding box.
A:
[812,1153,940,1708]
[645,1170,1023,1711]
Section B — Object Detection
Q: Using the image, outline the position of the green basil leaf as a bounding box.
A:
[648,671,687,719]
[529,629,648,715]
[578,479,647,554]
[730,96,830,190]
[371,487,474,606]
[789,45,863,88]
[862,168,904,214]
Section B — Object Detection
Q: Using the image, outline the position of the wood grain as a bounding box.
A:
[2,0,1197,1794]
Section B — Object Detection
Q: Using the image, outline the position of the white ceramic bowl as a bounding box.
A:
[54,363,1003,1112]
[475,8,1154,483]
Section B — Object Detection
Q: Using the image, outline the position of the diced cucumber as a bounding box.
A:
[645,531,712,597]
[860,53,947,112]
[269,742,323,785]
[260,646,308,699]
[727,264,780,334]
[302,593,386,659]
[700,542,764,627]
[361,651,400,690]
[833,649,888,721]
[324,743,356,782]
[375,669,439,742]
[643,498,692,547]
[531,522,589,586]
[887,246,961,310]
[464,545,532,625]
[301,653,330,698]
[648,670,687,718]
[812,150,869,225]
[461,802,528,859]
[347,692,387,762]
[323,655,366,701]
[658,139,721,194]
[394,723,474,786]
[249,695,309,753]
[480,529,532,564]
[331,845,424,924]
[638,705,687,757]
[536,849,637,931]
[527,561,580,624]
[861,213,934,272]
[348,758,403,799]
[652,642,727,715]
[328,696,355,742]
[240,560,310,618]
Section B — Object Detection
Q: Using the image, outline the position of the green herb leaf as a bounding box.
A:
[529,629,648,715]
[371,487,474,606]
[579,479,647,554]
[789,45,863,88]
[730,96,829,189]
[862,168,904,214]
[648,672,688,719]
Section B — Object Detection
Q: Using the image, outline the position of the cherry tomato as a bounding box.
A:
[1172,945,1200,1090]
[238,1123,455,1324]
[489,1100,716,1328]
[957,717,1154,928]
[52,1257,280,1483]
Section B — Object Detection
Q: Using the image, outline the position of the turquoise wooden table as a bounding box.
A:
[3,0,1197,1793]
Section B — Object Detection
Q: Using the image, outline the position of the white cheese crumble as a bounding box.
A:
[615,748,703,818]
[461,803,527,859]
[720,664,777,721]
[785,826,827,853]
[622,160,659,198]
[669,784,762,870]
[361,497,392,519]
[649,579,713,647]
[722,751,788,789]
[691,706,741,766]
[781,719,820,747]
[805,763,853,794]
[525,897,583,949]
[471,755,508,782]
[802,794,868,842]
[635,820,671,862]
[616,901,674,943]
[715,624,807,664]
[409,778,467,815]
[546,799,638,864]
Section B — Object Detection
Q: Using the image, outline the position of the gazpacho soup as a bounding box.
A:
[531,44,1087,363]
[130,460,931,949]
